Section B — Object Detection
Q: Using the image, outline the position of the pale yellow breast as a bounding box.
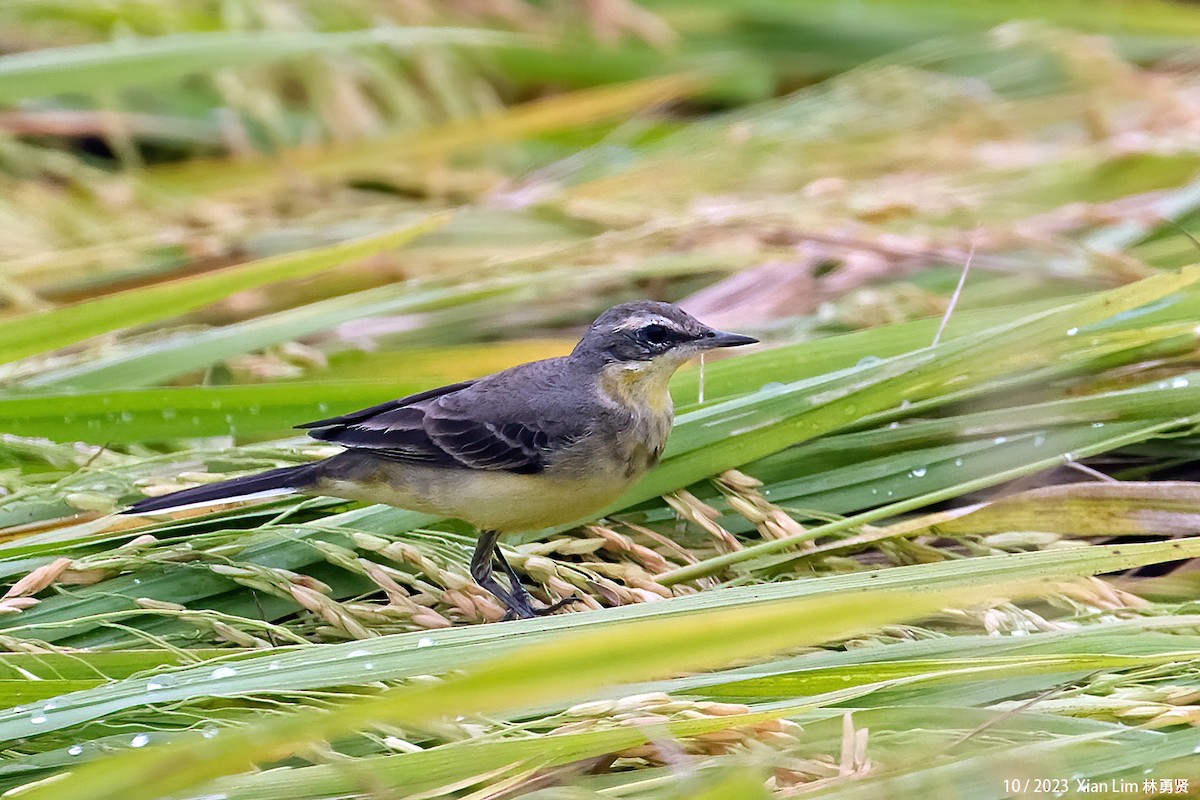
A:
[320,464,633,532]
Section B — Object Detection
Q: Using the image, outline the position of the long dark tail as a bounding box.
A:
[122,463,319,514]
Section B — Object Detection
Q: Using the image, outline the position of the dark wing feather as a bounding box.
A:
[296,380,477,430]
[300,378,566,474]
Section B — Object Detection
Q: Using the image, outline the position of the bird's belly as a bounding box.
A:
[316,459,633,533]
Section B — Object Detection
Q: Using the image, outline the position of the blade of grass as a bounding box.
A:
[658,414,1198,584]
[7,583,999,800]
[18,281,516,391]
[627,267,1200,512]
[4,540,1199,741]
[0,29,508,104]
[149,74,700,196]
[0,213,450,365]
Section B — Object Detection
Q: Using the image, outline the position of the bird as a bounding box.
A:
[124,301,758,619]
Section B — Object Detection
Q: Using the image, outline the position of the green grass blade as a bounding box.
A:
[3,539,1197,742]
[626,267,1200,512]
[0,29,508,104]
[19,282,513,392]
[7,584,995,800]
[0,214,449,366]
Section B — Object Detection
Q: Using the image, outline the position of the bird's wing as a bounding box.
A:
[299,378,573,474]
[296,381,478,430]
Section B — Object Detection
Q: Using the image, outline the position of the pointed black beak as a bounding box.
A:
[699,329,759,349]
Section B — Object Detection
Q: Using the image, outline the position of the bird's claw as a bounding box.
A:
[501,595,583,621]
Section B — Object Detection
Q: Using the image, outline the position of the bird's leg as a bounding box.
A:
[469,530,527,617]
[491,542,581,619]
[469,531,577,619]
[490,546,538,620]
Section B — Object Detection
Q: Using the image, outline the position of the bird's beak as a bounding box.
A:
[699,329,759,349]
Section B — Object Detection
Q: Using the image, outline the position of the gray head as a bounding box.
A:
[573,301,757,363]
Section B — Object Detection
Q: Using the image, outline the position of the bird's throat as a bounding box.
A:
[600,359,678,414]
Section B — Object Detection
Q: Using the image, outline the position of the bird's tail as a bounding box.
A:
[122,463,319,515]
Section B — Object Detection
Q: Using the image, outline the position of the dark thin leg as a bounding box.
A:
[469,531,579,620]
[491,543,539,618]
[492,542,581,619]
[470,530,527,617]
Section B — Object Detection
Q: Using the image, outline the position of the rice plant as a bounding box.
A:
[2,2,1200,798]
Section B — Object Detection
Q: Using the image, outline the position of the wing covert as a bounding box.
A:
[300,380,569,474]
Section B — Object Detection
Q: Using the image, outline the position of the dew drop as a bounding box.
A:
[856,356,882,368]
[870,488,879,495]
[1066,328,1079,336]
[886,490,895,497]
[29,714,46,725]
[267,661,280,671]
[1091,422,1104,428]
[120,411,134,423]
[146,680,166,692]
[210,666,237,680]
[346,649,371,659]
[1033,435,1046,447]
[201,726,219,739]
[417,637,434,648]
[954,458,964,467]
[909,466,927,478]
[130,733,150,748]
[1172,376,1190,388]
[364,662,375,670]
[993,436,1008,444]
[67,744,83,756]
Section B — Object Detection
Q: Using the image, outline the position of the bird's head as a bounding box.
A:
[574,302,757,393]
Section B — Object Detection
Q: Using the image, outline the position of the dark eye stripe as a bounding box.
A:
[637,321,692,344]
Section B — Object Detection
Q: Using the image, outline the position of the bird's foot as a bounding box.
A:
[501,595,583,621]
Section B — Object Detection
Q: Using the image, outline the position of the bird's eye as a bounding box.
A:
[640,323,669,345]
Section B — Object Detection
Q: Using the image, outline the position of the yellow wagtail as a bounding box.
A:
[124,301,757,618]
